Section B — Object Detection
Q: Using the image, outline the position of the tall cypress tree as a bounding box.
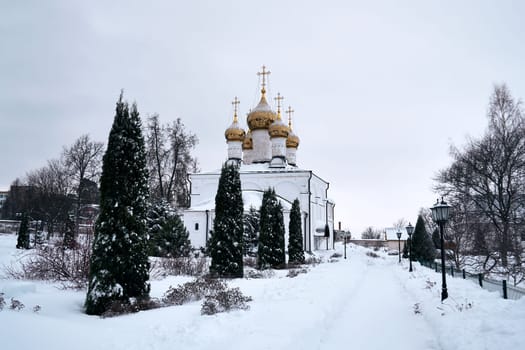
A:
[85,94,150,315]
[209,163,244,278]
[258,188,286,269]
[16,212,30,249]
[288,198,304,264]
[411,215,436,263]
[243,206,259,256]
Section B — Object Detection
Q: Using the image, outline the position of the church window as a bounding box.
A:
[195,223,199,231]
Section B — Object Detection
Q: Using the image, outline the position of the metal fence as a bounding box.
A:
[419,260,525,300]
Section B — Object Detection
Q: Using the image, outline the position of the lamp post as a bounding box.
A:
[396,230,402,263]
[343,231,347,259]
[406,222,414,272]
[431,197,452,302]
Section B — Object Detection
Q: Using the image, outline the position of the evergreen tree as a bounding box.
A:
[209,163,244,278]
[402,240,409,259]
[243,206,259,256]
[16,212,30,249]
[147,200,191,258]
[431,228,440,249]
[62,215,76,249]
[85,94,150,315]
[258,188,286,269]
[288,198,304,264]
[411,215,436,263]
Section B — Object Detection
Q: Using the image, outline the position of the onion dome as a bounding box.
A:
[286,107,300,148]
[269,93,289,139]
[246,89,277,130]
[286,129,300,148]
[242,130,253,150]
[225,97,245,142]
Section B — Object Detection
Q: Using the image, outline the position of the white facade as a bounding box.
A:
[184,164,335,252]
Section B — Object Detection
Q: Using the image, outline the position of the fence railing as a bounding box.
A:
[419,260,525,301]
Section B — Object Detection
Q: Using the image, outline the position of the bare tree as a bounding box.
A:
[392,218,407,231]
[436,84,525,272]
[361,226,382,239]
[62,134,104,234]
[146,116,198,207]
[26,159,73,236]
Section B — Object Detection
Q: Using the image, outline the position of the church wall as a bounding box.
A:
[185,168,333,253]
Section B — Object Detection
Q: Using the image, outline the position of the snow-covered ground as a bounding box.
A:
[0,233,524,350]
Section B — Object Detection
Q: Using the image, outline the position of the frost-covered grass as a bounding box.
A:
[1,233,524,350]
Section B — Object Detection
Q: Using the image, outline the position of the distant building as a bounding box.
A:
[0,190,8,210]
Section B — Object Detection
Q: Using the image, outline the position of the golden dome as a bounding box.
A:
[225,97,245,142]
[286,106,299,148]
[242,130,253,150]
[286,130,300,148]
[246,90,277,130]
[269,112,289,139]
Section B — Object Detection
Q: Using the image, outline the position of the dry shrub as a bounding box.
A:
[0,293,5,311]
[3,237,92,289]
[201,287,252,315]
[162,277,252,316]
[243,256,257,268]
[101,297,161,318]
[245,269,275,279]
[162,277,226,306]
[366,251,380,258]
[154,256,208,277]
[286,268,308,278]
[304,256,322,266]
[10,298,24,311]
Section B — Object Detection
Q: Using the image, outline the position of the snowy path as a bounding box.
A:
[316,256,441,350]
[2,235,525,350]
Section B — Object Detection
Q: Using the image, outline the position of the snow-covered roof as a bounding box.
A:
[188,190,292,212]
[384,227,409,240]
[193,162,307,175]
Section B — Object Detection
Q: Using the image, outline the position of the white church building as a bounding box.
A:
[183,67,335,252]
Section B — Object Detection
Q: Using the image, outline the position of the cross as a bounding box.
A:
[286,106,294,128]
[274,92,284,113]
[257,65,271,91]
[232,96,241,122]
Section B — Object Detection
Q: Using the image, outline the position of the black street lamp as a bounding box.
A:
[396,230,402,263]
[431,197,452,302]
[406,222,414,272]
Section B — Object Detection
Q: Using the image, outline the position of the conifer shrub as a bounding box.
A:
[288,198,305,265]
[85,94,151,315]
[16,213,30,249]
[209,163,244,278]
[257,188,286,269]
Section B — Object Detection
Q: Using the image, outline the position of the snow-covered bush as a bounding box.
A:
[366,251,380,258]
[286,268,308,278]
[0,293,5,311]
[162,277,227,305]
[101,297,161,318]
[10,298,24,311]
[201,287,252,315]
[153,256,208,277]
[4,237,92,289]
[162,277,252,315]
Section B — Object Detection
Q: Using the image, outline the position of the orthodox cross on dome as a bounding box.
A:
[257,65,271,95]
[274,92,284,116]
[232,96,240,122]
[286,106,295,129]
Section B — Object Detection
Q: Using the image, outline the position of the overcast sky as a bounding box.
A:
[1,0,524,234]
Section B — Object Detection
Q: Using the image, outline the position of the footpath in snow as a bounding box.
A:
[1,234,524,350]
